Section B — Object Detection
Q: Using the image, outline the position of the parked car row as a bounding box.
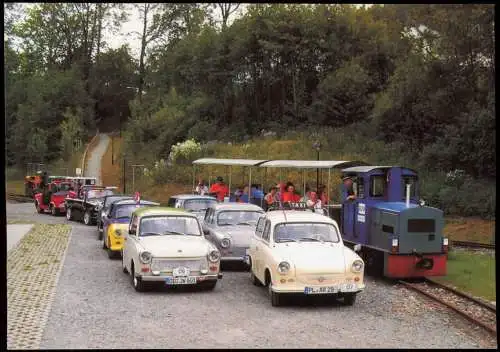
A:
[54,186,365,306]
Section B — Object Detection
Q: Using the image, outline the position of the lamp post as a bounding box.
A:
[312,141,321,192]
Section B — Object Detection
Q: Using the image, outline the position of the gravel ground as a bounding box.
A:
[7,203,493,349]
[84,133,109,185]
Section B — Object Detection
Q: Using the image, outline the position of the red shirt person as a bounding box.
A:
[209,176,229,202]
[282,183,301,203]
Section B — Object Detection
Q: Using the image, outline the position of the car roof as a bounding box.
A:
[170,194,217,200]
[212,202,264,211]
[114,199,160,206]
[133,207,196,218]
[264,210,336,224]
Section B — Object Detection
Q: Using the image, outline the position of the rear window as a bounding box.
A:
[408,219,435,233]
[113,204,158,219]
[184,199,216,212]
[105,196,132,207]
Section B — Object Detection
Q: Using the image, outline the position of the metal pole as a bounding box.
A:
[123,155,126,194]
[229,167,232,197]
[316,150,320,192]
[132,166,135,192]
[248,167,252,203]
[111,137,114,165]
[303,169,306,198]
[192,165,196,193]
[328,169,331,205]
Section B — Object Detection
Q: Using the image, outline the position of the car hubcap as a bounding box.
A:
[133,275,138,287]
[84,213,89,224]
[66,209,71,219]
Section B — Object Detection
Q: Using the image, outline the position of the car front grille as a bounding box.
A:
[151,257,207,274]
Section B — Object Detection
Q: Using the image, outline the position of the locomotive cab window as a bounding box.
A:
[402,176,418,199]
[370,175,386,197]
[356,178,365,199]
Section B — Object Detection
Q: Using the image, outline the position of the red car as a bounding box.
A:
[34,181,74,216]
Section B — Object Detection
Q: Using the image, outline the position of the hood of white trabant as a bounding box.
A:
[138,235,214,258]
[273,242,358,273]
[216,225,255,247]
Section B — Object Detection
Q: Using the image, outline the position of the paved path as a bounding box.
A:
[85,133,110,185]
[7,224,34,252]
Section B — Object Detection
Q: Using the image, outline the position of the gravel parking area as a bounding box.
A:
[7,224,71,349]
[7,203,494,349]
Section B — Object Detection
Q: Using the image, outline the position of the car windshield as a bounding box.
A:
[87,189,114,200]
[273,222,340,243]
[114,204,156,219]
[139,216,202,237]
[217,211,263,226]
[184,199,216,212]
[56,183,72,192]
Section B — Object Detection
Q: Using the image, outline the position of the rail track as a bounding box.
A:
[6,193,33,203]
[399,279,496,336]
[450,240,495,250]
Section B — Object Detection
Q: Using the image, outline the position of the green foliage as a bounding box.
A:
[59,108,85,160]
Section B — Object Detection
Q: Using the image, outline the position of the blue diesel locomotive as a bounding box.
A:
[337,165,447,278]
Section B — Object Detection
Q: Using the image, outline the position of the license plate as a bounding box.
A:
[173,267,190,277]
[165,276,197,285]
[304,283,357,294]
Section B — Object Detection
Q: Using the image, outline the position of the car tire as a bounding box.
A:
[269,283,281,307]
[107,248,118,259]
[343,293,357,306]
[103,235,107,250]
[35,201,43,214]
[131,264,146,292]
[83,211,92,226]
[202,280,217,291]
[249,258,262,286]
[122,253,128,274]
[66,207,73,220]
[50,205,59,216]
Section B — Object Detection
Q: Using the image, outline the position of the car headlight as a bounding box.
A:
[114,229,122,237]
[208,250,220,263]
[139,251,152,264]
[277,261,291,274]
[351,260,364,273]
[221,237,231,248]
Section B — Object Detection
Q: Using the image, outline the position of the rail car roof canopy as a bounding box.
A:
[192,158,270,166]
[258,160,367,169]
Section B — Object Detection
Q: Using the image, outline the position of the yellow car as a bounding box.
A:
[102,199,159,258]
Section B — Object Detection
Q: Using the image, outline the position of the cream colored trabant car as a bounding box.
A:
[246,210,365,306]
[122,207,223,292]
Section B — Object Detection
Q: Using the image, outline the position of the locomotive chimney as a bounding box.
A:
[406,184,411,207]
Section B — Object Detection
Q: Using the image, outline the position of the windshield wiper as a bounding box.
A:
[299,237,321,242]
[116,216,130,219]
[162,230,187,236]
[140,232,162,237]
[237,222,253,226]
[218,223,232,226]
[277,238,299,243]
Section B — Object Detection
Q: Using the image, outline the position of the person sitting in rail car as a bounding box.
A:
[264,185,279,210]
[282,182,301,202]
[196,179,209,195]
[300,185,312,203]
[251,184,264,199]
[342,176,356,201]
[209,176,229,202]
[317,184,329,205]
[239,185,250,203]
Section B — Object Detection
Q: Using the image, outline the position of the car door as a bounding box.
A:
[255,218,270,282]
[123,215,138,269]
[103,204,115,240]
[250,216,265,274]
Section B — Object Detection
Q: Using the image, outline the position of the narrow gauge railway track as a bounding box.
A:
[450,240,495,250]
[399,279,496,336]
[6,193,33,203]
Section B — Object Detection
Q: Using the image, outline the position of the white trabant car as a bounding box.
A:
[122,207,223,292]
[246,209,365,306]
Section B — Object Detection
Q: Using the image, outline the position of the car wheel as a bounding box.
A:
[249,258,261,286]
[83,211,92,226]
[107,248,117,259]
[35,201,43,214]
[269,283,281,307]
[202,280,217,291]
[122,253,128,274]
[50,205,59,216]
[343,293,357,306]
[97,224,103,240]
[66,207,73,220]
[131,263,146,292]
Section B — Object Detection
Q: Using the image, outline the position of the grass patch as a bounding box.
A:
[444,217,495,244]
[434,250,496,301]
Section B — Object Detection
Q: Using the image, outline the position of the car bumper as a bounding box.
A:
[108,235,125,252]
[270,281,365,294]
[221,256,247,263]
[138,273,223,282]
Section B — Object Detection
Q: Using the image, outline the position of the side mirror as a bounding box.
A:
[353,244,362,253]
